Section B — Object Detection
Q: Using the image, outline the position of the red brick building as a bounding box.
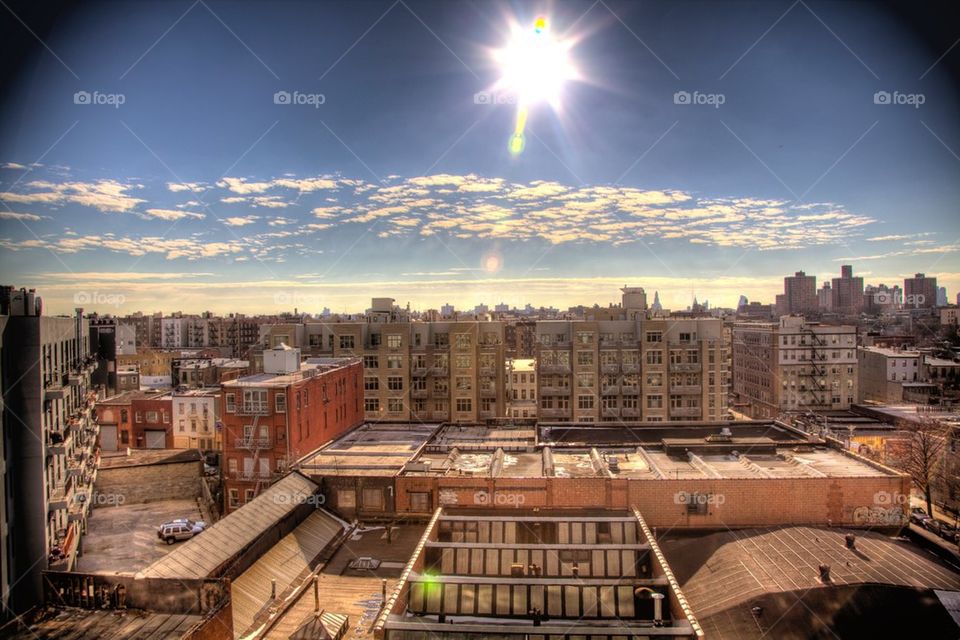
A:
[220,347,363,512]
[94,390,173,451]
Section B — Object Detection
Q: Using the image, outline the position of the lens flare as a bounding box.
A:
[483,253,503,274]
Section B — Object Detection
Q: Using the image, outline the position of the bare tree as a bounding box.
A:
[896,417,948,516]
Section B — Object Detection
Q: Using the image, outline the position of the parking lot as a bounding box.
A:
[77,498,204,574]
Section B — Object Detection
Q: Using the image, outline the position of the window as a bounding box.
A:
[434,333,449,348]
[646,350,663,365]
[647,395,663,409]
[275,392,286,413]
[577,395,594,410]
[455,333,472,349]
[338,489,356,508]
[387,356,403,369]
[226,394,236,413]
[362,488,385,510]
[456,398,472,412]
[369,333,381,347]
[365,398,380,412]
[455,355,472,369]
[387,334,402,348]
[387,376,403,391]
[146,411,159,424]
[242,389,267,413]
[645,373,662,386]
[456,376,472,391]
[339,335,355,349]
[409,492,431,512]
[576,332,594,344]
[577,351,594,365]
[387,398,403,413]
[364,377,379,391]
[433,378,449,393]
[646,331,662,342]
[229,489,239,508]
[363,355,379,369]
[577,373,594,388]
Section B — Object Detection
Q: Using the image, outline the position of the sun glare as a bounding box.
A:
[494,17,576,109]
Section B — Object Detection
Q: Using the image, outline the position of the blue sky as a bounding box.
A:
[0,0,958,314]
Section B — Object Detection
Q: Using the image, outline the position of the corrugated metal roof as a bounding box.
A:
[935,590,960,629]
[232,509,346,636]
[140,472,319,581]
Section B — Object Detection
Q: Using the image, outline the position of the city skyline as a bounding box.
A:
[1,0,958,313]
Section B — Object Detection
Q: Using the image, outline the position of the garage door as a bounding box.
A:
[145,430,166,449]
[100,425,118,452]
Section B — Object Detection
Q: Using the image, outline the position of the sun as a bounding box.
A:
[493,17,577,109]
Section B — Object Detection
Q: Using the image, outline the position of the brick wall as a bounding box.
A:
[382,472,910,529]
[94,459,202,505]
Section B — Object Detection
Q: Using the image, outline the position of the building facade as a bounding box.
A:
[535,316,729,423]
[831,265,864,316]
[783,271,818,316]
[0,289,101,615]
[506,358,537,419]
[904,273,937,309]
[172,389,221,450]
[220,347,363,513]
[858,347,921,403]
[732,316,858,418]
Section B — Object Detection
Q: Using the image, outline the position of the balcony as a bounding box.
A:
[669,363,700,373]
[539,364,571,374]
[621,407,640,418]
[47,431,68,456]
[67,372,83,386]
[237,403,270,416]
[540,408,570,419]
[411,366,428,377]
[601,385,621,396]
[234,436,272,450]
[431,366,448,376]
[232,469,274,482]
[602,408,621,418]
[539,386,569,396]
[411,388,429,398]
[601,363,620,374]
[621,385,640,394]
[44,378,66,401]
[671,385,702,395]
[621,363,640,374]
[670,406,702,418]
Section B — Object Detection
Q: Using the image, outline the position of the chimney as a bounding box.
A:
[651,592,665,626]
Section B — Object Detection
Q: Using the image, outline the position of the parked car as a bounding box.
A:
[922,518,950,536]
[938,522,959,542]
[910,508,931,525]
[157,519,205,544]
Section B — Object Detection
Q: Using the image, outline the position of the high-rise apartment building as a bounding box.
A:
[831,265,864,316]
[732,316,858,418]
[259,299,507,424]
[0,288,100,615]
[535,316,729,423]
[220,346,362,512]
[783,271,818,315]
[904,273,938,309]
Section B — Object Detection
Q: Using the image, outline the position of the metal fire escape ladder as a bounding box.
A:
[800,329,828,409]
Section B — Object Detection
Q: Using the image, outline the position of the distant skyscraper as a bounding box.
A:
[440,303,455,317]
[937,286,948,307]
[783,271,817,315]
[651,291,663,312]
[831,265,864,315]
[817,282,832,311]
[904,273,937,309]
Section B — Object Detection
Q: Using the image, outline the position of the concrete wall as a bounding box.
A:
[43,570,227,615]
[94,458,202,505]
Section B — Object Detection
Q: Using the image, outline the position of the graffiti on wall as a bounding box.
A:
[852,505,906,526]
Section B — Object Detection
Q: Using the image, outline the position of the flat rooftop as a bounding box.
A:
[297,422,896,480]
[0,608,203,639]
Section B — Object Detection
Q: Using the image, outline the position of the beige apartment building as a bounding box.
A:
[506,358,537,419]
[535,316,729,423]
[733,316,858,418]
[259,299,506,423]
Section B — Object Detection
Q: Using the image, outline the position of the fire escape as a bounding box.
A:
[800,329,829,409]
